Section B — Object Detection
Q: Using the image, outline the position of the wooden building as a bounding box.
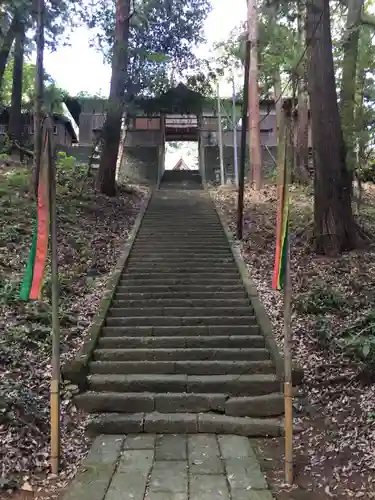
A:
[0,108,78,147]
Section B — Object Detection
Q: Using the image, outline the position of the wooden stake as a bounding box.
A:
[283,101,293,485]
[236,40,251,240]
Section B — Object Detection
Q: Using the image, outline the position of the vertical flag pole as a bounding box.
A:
[272,99,293,484]
[47,118,61,474]
[216,81,225,185]
[232,75,239,187]
[283,101,293,485]
[236,40,251,240]
[33,0,44,197]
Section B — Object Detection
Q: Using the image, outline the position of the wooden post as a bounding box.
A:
[33,0,44,197]
[283,100,293,485]
[236,40,251,240]
[216,81,225,185]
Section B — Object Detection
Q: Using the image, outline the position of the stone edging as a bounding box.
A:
[62,184,157,388]
[205,184,304,386]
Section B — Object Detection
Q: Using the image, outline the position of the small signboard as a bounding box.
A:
[166,115,198,128]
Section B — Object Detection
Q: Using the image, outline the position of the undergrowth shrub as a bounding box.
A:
[294,282,347,314]
[338,310,375,367]
[56,151,86,191]
[358,160,375,183]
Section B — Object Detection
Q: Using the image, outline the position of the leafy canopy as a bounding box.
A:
[86,0,211,98]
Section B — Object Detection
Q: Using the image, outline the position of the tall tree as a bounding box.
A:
[8,17,25,152]
[295,0,310,183]
[339,0,365,187]
[307,0,358,254]
[90,0,210,196]
[96,0,131,197]
[0,14,18,88]
[248,0,262,190]
[0,0,84,90]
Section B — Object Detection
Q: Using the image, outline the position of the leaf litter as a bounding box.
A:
[0,163,149,498]
[210,183,375,499]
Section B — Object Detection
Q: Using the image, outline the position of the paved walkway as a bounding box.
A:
[63,434,273,500]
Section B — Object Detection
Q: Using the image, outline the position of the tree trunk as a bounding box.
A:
[0,15,18,88]
[307,0,358,255]
[354,67,366,213]
[8,20,25,158]
[274,71,282,132]
[339,0,364,188]
[96,0,130,196]
[247,0,262,190]
[295,0,310,184]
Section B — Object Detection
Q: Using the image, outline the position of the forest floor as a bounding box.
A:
[0,159,149,499]
[210,183,375,500]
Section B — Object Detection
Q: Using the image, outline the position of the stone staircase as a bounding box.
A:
[72,170,285,436]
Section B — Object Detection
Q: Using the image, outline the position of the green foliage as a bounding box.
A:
[0,278,20,304]
[313,316,332,349]
[338,310,375,366]
[87,0,211,98]
[0,57,66,109]
[1,0,85,51]
[55,151,87,192]
[213,3,298,98]
[294,282,347,315]
[358,160,375,182]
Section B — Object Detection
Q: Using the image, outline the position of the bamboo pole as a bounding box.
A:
[283,101,293,485]
[33,0,44,197]
[46,117,61,475]
[236,39,251,240]
[216,81,225,185]
[232,76,239,187]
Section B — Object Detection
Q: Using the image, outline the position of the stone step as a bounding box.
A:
[134,239,228,244]
[138,221,222,225]
[139,229,224,234]
[113,291,247,300]
[106,307,252,318]
[118,279,240,287]
[87,373,280,396]
[115,285,245,293]
[86,412,282,437]
[225,393,285,417]
[75,391,283,417]
[75,391,229,413]
[97,335,265,349]
[94,347,269,362]
[131,249,233,254]
[89,359,274,375]
[130,253,234,259]
[127,258,235,265]
[132,244,230,249]
[119,272,240,280]
[112,298,249,308]
[124,266,237,273]
[104,316,257,327]
[100,325,259,337]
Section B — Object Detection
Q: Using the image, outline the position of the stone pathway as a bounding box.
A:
[63,434,273,500]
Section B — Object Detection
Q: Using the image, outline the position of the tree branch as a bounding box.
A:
[361,11,375,28]
[338,0,375,28]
